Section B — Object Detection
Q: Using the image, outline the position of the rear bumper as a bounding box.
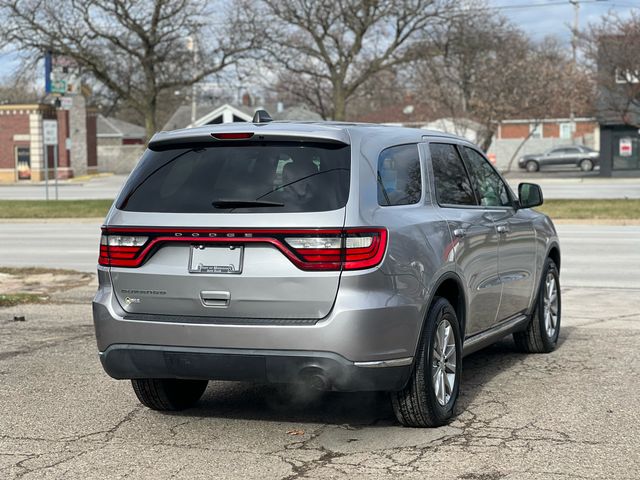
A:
[99,344,412,392]
[92,268,422,391]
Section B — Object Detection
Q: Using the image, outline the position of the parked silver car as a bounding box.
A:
[93,116,561,427]
[518,145,599,172]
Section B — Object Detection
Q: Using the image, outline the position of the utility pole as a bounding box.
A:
[187,36,198,126]
[569,0,579,144]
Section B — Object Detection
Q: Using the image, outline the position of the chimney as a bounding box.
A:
[242,92,252,107]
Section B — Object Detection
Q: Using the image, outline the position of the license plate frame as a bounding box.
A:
[188,245,244,274]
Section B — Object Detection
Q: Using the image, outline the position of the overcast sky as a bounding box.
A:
[490,0,637,42]
[0,0,638,84]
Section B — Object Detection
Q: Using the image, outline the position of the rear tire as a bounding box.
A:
[391,297,462,427]
[526,160,540,172]
[131,379,208,411]
[579,158,594,172]
[513,258,561,353]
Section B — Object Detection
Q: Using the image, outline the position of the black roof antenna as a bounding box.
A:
[252,109,272,123]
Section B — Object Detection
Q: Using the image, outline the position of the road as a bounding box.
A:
[1,238,639,478]
[0,173,639,200]
[0,175,126,200]
[1,222,638,290]
[506,177,640,200]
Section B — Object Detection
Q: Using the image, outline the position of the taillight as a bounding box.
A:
[284,228,386,270]
[99,234,149,267]
[98,227,387,271]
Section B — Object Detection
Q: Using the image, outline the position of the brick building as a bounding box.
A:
[496,117,599,143]
[0,102,97,183]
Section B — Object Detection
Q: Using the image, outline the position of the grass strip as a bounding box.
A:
[0,199,638,220]
[0,293,49,307]
[538,199,640,220]
[0,199,112,218]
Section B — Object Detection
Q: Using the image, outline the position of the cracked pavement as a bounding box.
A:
[1,280,639,479]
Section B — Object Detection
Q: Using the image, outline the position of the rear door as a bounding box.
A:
[103,140,351,320]
[460,146,536,321]
[428,143,501,337]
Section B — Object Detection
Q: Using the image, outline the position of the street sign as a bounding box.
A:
[42,119,60,201]
[59,96,73,110]
[45,52,81,95]
[619,137,633,157]
[43,120,58,146]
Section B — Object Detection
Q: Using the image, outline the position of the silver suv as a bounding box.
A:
[93,118,561,427]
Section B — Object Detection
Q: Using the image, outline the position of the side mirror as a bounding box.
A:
[518,182,543,209]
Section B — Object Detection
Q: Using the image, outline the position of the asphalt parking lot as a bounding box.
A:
[1,226,639,479]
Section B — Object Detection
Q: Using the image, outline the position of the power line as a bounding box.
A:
[486,0,613,12]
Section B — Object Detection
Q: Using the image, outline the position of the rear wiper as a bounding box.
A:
[212,199,284,209]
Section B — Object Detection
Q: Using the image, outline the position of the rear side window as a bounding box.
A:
[429,143,477,206]
[117,142,350,213]
[377,144,422,206]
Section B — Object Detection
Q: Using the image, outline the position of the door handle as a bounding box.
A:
[496,225,510,234]
[453,228,466,238]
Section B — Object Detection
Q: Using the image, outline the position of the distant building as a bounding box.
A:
[496,117,599,144]
[352,103,483,143]
[487,116,599,171]
[96,115,145,146]
[596,35,640,176]
[421,118,484,145]
[0,102,97,183]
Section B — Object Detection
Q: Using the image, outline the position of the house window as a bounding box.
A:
[615,68,640,84]
[530,123,543,139]
[560,123,574,140]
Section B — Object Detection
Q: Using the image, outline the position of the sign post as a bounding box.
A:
[43,120,59,200]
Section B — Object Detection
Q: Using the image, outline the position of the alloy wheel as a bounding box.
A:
[431,319,457,406]
[543,272,559,338]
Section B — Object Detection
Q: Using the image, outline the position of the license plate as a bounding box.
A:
[189,245,244,274]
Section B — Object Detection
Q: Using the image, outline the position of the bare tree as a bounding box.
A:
[582,11,640,128]
[416,7,592,156]
[0,0,258,139]
[259,0,451,121]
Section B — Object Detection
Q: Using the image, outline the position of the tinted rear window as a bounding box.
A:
[377,144,422,206]
[117,142,350,213]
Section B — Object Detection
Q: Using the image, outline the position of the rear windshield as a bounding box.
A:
[117,142,350,213]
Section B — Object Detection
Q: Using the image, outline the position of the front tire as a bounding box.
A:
[513,258,561,353]
[391,297,462,427]
[526,160,540,172]
[579,158,594,172]
[131,379,208,411]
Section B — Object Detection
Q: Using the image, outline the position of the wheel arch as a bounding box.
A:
[415,272,468,353]
[547,243,561,272]
[526,242,561,316]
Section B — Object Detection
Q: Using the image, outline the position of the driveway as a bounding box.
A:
[1,279,638,478]
[0,175,127,200]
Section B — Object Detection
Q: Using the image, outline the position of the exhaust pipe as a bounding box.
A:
[299,367,330,391]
